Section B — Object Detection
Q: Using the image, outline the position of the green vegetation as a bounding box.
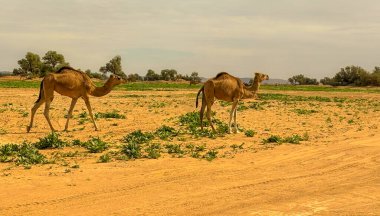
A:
[203,149,218,161]
[0,143,47,166]
[98,153,112,163]
[178,111,228,138]
[34,132,68,149]
[82,137,109,153]
[262,134,308,145]
[95,111,126,119]
[121,142,143,159]
[292,109,318,115]
[122,130,154,144]
[244,130,256,137]
[155,125,178,140]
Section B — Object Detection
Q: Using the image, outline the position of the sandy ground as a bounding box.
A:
[0,87,379,215]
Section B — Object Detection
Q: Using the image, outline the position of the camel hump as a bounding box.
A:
[215,72,230,79]
[56,66,76,73]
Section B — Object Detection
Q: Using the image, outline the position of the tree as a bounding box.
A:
[99,55,126,79]
[85,69,104,79]
[145,69,160,81]
[189,72,201,84]
[42,51,67,71]
[333,66,371,86]
[371,66,380,86]
[288,74,318,85]
[127,73,143,82]
[320,77,338,86]
[14,52,42,77]
[160,69,178,81]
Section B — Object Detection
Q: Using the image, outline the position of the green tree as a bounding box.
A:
[160,69,178,81]
[145,69,160,81]
[99,55,126,79]
[14,52,42,77]
[189,72,201,84]
[288,74,318,85]
[371,66,380,86]
[42,51,67,72]
[127,73,143,82]
[334,66,371,86]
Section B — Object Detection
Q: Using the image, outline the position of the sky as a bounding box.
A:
[0,0,379,79]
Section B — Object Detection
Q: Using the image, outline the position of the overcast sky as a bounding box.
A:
[1,0,379,79]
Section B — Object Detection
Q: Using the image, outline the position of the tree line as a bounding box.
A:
[289,66,380,86]
[12,51,201,83]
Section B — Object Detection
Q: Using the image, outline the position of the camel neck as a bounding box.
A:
[247,77,260,91]
[242,87,256,99]
[89,80,113,97]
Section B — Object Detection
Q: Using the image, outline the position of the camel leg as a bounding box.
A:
[64,98,78,131]
[199,96,206,130]
[83,97,98,131]
[228,100,239,134]
[43,98,56,132]
[206,100,215,132]
[233,105,239,133]
[27,98,45,133]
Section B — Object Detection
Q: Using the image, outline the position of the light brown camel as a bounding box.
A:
[27,66,125,132]
[196,72,269,133]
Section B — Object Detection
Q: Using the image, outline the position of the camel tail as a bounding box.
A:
[196,86,204,108]
[35,80,44,103]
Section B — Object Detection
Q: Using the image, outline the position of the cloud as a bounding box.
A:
[1,0,380,79]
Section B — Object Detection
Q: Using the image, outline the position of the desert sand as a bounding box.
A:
[0,87,379,215]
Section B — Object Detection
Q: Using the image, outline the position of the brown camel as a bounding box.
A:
[27,66,125,132]
[196,72,269,133]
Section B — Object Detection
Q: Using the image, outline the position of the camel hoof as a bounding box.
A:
[26,126,31,133]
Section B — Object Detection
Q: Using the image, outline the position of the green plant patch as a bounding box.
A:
[122,130,154,144]
[0,143,47,166]
[83,137,109,153]
[244,130,256,137]
[120,142,143,159]
[292,109,318,115]
[34,132,68,149]
[155,125,178,140]
[95,111,126,119]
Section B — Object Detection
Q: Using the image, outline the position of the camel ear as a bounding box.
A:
[110,74,114,78]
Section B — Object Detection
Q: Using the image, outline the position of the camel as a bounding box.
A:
[196,72,269,133]
[26,66,125,132]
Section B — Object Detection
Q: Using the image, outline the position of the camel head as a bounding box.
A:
[254,72,269,83]
[105,74,126,87]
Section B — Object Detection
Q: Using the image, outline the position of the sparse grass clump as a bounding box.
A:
[83,137,109,153]
[98,153,112,163]
[262,135,283,144]
[262,134,308,145]
[165,143,185,157]
[34,132,68,149]
[155,125,178,140]
[178,111,228,138]
[145,143,162,159]
[121,142,142,159]
[95,110,126,119]
[0,143,47,166]
[244,130,256,137]
[292,109,318,115]
[283,134,303,144]
[203,149,218,161]
[122,130,154,144]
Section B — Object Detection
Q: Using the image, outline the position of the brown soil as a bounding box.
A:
[0,88,379,215]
